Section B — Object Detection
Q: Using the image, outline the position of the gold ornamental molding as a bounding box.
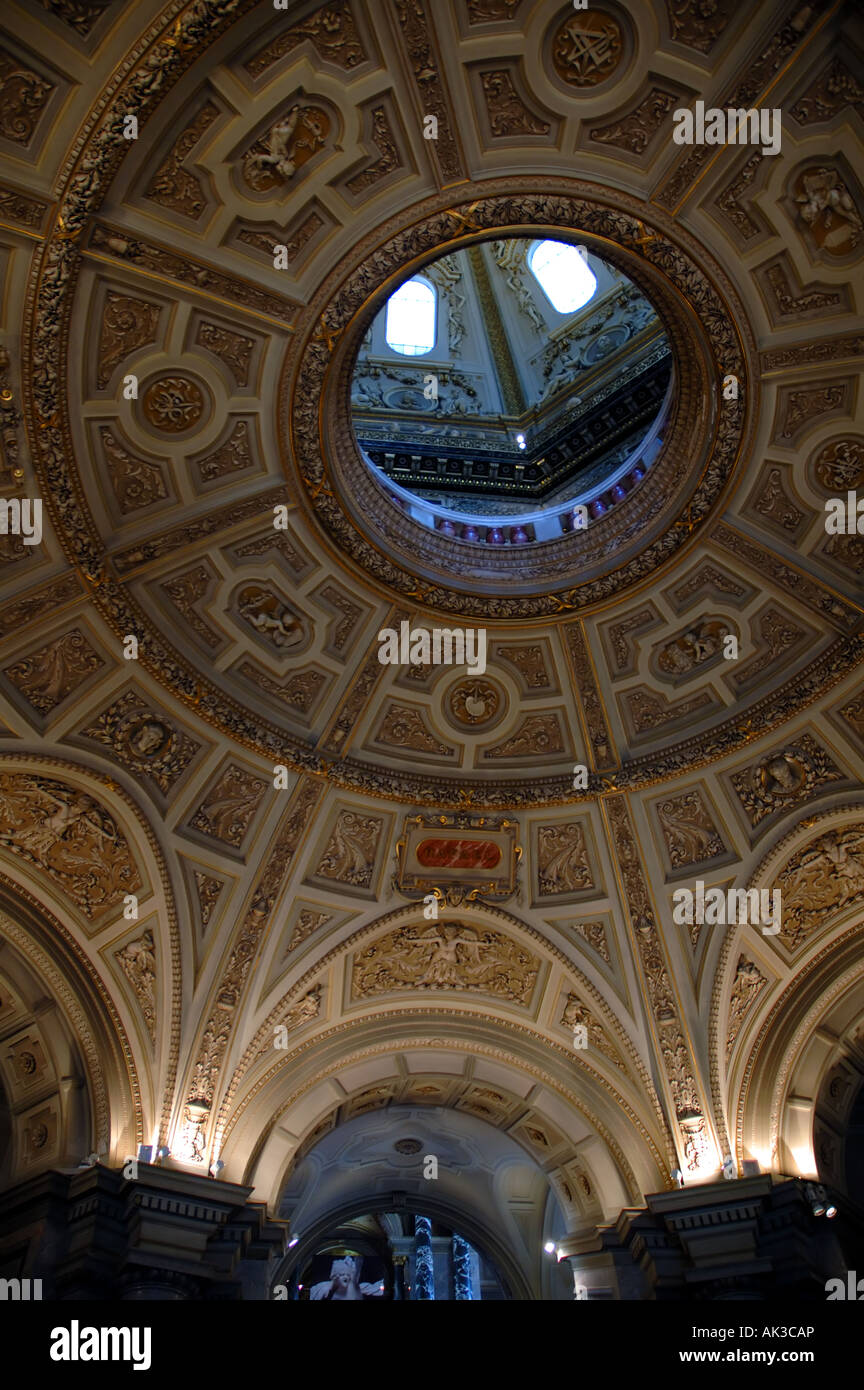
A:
[602,791,720,1175]
[177,776,323,1163]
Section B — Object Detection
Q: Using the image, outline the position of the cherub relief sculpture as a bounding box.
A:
[491,239,546,332]
[657,619,730,677]
[116,931,157,1041]
[794,166,862,255]
[415,923,491,987]
[352,921,539,1003]
[726,956,767,1057]
[247,106,302,181]
[242,104,329,191]
[236,584,306,650]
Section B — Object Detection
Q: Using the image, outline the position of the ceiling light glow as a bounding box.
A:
[529,240,597,314]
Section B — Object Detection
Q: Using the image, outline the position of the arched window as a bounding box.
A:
[528,240,597,315]
[385,277,436,355]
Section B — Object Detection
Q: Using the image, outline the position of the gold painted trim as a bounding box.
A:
[82,247,296,334]
[0,220,45,243]
[599,793,719,1166]
[716,518,864,618]
[654,0,845,217]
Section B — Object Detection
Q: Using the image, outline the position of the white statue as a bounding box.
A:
[308,1256,386,1300]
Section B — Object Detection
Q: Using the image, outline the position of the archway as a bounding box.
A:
[0,891,141,1177]
[268,1098,575,1302]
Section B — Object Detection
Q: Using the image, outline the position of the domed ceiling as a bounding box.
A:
[351,237,671,519]
[0,0,861,1259]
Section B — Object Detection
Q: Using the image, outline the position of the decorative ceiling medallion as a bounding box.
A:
[118,715,173,762]
[549,8,625,89]
[810,436,864,492]
[288,181,751,618]
[141,374,209,436]
[754,752,808,798]
[445,677,505,730]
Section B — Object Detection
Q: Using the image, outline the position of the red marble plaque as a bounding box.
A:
[416,838,502,870]
[397,815,520,898]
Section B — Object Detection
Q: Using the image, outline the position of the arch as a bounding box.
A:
[219,1017,665,1218]
[728,907,864,1177]
[811,1004,864,1199]
[830,1071,864,1205]
[711,804,864,1167]
[221,898,664,1130]
[206,901,672,1218]
[0,754,183,1152]
[0,886,141,1178]
[736,945,864,1178]
[274,1102,559,1288]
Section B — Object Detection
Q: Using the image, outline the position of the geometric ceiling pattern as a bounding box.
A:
[0,0,861,1289]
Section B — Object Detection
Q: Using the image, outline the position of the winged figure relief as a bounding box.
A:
[780,830,864,944]
[353,923,538,1002]
[0,773,139,914]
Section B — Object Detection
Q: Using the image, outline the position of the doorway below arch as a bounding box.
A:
[270,1104,576,1299]
[289,1211,509,1301]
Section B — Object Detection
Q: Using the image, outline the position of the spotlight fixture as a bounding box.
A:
[672,1168,684,1188]
[804,1181,835,1218]
[721,1155,736,1180]
[288,1236,299,1249]
[516,433,526,450]
[209,1159,224,1177]
[544,1240,556,1254]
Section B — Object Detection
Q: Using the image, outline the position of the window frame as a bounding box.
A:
[527,239,597,315]
[384,275,438,356]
